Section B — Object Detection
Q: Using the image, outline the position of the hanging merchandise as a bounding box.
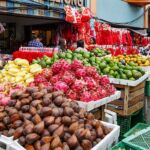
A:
[81,7,92,22]
[94,21,133,46]
[64,6,75,23]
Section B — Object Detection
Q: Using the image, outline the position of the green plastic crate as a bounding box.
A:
[123,127,150,150]
[111,142,133,150]
[117,109,144,140]
[124,123,150,138]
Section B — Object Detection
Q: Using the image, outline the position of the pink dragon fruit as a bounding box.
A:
[29,82,36,87]
[86,79,97,90]
[1,97,10,106]
[91,91,100,101]
[97,87,107,99]
[54,81,69,92]
[61,60,71,71]
[0,86,4,92]
[67,90,78,100]
[85,66,97,77]
[75,68,87,78]
[80,91,91,102]
[105,84,116,95]
[72,79,85,92]
[50,75,60,84]
[51,60,63,75]
[100,76,110,86]
[62,71,75,85]
[93,73,101,81]
[71,60,83,71]
[41,68,52,79]
[34,74,47,83]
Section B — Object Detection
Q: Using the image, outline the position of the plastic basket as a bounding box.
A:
[117,109,144,140]
[124,123,150,138]
[111,142,133,150]
[123,127,150,150]
[117,115,131,139]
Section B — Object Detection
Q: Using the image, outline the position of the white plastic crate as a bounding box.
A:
[0,122,119,150]
[140,66,150,72]
[109,72,150,86]
[92,121,120,150]
[77,91,121,111]
[0,135,25,150]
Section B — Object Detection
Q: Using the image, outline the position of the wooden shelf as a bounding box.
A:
[124,0,150,6]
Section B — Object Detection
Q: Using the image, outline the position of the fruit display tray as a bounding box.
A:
[92,121,120,150]
[0,122,119,150]
[140,66,150,73]
[0,135,25,150]
[109,72,150,87]
[77,91,121,111]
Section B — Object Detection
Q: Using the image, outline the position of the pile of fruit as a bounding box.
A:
[32,50,145,80]
[112,55,150,66]
[31,60,116,102]
[0,58,42,86]
[32,48,110,69]
[0,83,24,106]
[0,86,112,150]
[99,58,145,80]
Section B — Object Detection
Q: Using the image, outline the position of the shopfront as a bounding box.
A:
[0,0,86,53]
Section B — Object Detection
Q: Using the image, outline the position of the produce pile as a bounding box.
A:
[0,84,24,106]
[0,86,112,150]
[112,55,150,66]
[31,60,116,102]
[32,48,110,69]
[33,51,145,80]
[0,58,42,86]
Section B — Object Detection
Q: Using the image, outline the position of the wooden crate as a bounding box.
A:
[107,81,145,116]
[91,108,102,120]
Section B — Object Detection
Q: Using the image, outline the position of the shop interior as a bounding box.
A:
[0,13,65,54]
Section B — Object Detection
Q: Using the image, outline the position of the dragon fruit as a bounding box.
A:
[72,79,85,92]
[105,84,116,95]
[62,71,75,85]
[80,91,91,102]
[97,86,108,99]
[71,60,83,71]
[1,97,10,106]
[86,78,97,90]
[50,75,60,84]
[61,60,71,71]
[67,90,78,100]
[91,91,100,101]
[51,60,63,74]
[75,68,87,78]
[100,76,110,86]
[85,66,97,77]
[41,68,52,79]
[34,74,47,83]
[54,81,69,92]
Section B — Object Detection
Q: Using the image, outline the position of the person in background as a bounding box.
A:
[90,37,96,45]
[28,34,44,47]
[76,39,88,52]
[58,38,67,52]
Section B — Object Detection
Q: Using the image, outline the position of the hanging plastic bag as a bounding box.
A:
[81,7,92,22]
[64,6,75,23]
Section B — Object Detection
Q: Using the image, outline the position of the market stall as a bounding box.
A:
[1,2,150,150]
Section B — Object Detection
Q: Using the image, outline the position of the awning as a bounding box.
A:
[7,0,43,6]
[123,0,150,6]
